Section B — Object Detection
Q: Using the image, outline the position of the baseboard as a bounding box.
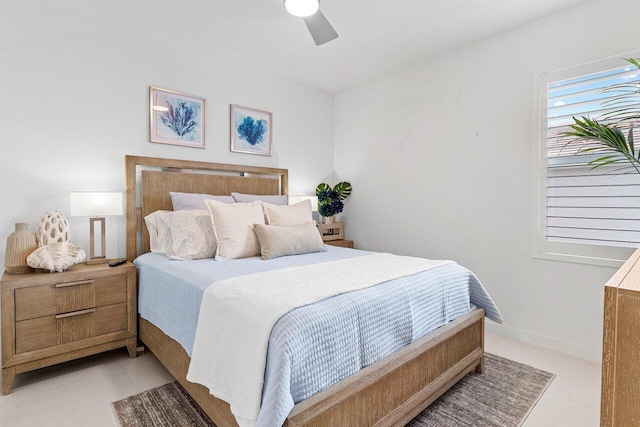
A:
[485,321,602,364]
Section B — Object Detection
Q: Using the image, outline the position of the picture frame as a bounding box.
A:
[317,222,345,241]
[149,87,206,148]
[230,104,272,156]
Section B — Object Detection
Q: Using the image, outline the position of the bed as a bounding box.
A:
[124,155,500,427]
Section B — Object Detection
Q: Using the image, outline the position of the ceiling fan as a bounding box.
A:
[284,0,338,46]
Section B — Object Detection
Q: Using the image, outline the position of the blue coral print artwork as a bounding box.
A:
[150,87,206,148]
[237,116,266,146]
[160,101,198,138]
[231,105,272,156]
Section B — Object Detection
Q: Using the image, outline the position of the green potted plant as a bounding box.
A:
[561,58,640,171]
[315,181,352,223]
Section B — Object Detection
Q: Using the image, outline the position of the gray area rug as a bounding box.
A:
[112,353,554,427]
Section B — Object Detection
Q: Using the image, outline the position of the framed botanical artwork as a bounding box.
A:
[149,86,206,148]
[230,104,272,156]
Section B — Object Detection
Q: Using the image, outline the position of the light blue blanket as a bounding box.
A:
[135,247,502,427]
[136,246,367,355]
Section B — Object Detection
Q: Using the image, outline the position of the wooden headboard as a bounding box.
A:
[125,155,288,261]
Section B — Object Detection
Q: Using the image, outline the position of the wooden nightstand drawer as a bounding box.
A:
[15,303,128,354]
[15,316,57,353]
[15,274,127,321]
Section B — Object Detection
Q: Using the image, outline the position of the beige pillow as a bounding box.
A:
[205,200,265,260]
[166,210,216,260]
[263,199,313,226]
[254,222,325,260]
[144,210,173,253]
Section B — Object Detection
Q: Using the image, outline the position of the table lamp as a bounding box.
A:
[70,192,123,264]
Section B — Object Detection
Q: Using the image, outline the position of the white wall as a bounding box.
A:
[334,0,640,362]
[3,0,633,363]
[0,1,334,263]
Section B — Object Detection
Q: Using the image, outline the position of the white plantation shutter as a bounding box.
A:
[546,165,640,247]
[545,64,640,249]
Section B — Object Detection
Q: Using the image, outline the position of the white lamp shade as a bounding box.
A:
[70,192,124,217]
[284,0,319,17]
[289,195,319,211]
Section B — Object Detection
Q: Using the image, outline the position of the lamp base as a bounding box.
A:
[89,217,106,261]
[86,257,110,265]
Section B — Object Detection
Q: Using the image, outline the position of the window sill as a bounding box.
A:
[532,246,632,268]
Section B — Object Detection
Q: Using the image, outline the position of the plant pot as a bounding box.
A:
[322,215,336,224]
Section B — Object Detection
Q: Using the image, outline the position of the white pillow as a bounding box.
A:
[263,199,313,226]
[144,210,215,257]
[144,210,173,253]
[166,210,216,260]
[205,200,265,260]
[170,192,235,210]
[254,222,325,260]
[231,192,288,206]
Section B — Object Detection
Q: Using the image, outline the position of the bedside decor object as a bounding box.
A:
[26,242,86,272]
[36,211,70,246]
[315,181,352,222]
[4,223,37,274]
[317,222,345,241]
[230,104,272,156]
[70,192,124,264]
[150,87,206,148]
[315,182,351,241]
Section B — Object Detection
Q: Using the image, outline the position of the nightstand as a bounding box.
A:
[325,239,354,248]
[1,262,137,395]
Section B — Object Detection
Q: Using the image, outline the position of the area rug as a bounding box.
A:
[112,353,554,427]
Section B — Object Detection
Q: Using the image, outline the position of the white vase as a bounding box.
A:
[322,215,335,224]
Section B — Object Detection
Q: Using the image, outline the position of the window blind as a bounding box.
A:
[546,64,640,248]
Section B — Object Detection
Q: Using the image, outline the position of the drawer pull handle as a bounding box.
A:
[56,308,96,319]
[55,280,95,288]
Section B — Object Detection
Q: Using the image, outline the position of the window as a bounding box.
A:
[535,54,640,266]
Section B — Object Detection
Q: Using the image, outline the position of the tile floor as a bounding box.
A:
[486,333,601,427]
[0,331,601,426]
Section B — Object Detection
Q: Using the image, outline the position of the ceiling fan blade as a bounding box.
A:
[303,10,338,46]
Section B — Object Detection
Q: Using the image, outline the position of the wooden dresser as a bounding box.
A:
[601,248,640,426]
[1,262,137,394]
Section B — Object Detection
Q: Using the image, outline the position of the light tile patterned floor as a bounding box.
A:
[486,333,601,427]
[0,331,600,426]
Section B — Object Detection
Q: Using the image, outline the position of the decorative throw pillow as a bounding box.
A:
[170,192,235,210]
[144,210,173,253]
[253,222,325,260]
[263,199,313,226]
[230,192,288,206]
[165,210,216,260]
[205,200,265,260]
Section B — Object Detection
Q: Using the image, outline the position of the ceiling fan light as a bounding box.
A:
[284,0,319,18]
